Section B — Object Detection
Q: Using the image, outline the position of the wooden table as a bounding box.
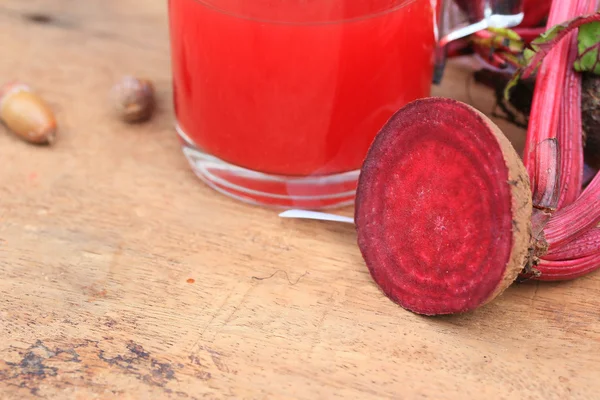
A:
[1,1,599,399]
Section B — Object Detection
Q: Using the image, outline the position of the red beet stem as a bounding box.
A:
[535,252,600,281]
[544,172,600,247]
[545,227,600,260]
[510,0,600,283]
[556,16,585,209]
[537,0,599,245]
[522,0,582,210]
[531,138,560,211]
[530,0,600,280]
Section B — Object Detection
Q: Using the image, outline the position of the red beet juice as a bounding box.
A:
[168,0,436,208]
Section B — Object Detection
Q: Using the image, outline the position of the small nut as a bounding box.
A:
[111,76,155,123]
[0,82,57,145]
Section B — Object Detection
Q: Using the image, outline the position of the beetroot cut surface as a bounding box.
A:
[355,98,533,315]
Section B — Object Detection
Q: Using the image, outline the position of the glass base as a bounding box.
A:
[176,123,359,210]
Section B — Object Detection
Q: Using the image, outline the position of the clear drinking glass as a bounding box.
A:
[167,0,523,209]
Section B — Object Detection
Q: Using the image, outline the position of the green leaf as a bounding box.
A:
[574,21,600,75]
[521,21,574,76]
[504,71,523,103]
[504,12,600,103]
[487,27,522,42]
[487,27,524,53]
[472,28,525,56]
[521,13,600,78]
[523,47,536,65]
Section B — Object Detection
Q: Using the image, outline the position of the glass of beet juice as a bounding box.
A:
[167,0,523,209]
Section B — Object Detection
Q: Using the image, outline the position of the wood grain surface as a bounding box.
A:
[1,1,599,399]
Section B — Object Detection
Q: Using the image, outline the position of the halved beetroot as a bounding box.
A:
[355,98,533,315]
